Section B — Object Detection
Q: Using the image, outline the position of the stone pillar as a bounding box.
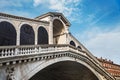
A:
[65,25,69,44]
[65,25,69,34]
[16,29,20,46]
[49,17,53,44]
[16,22,20,46]
[34,27,37,45]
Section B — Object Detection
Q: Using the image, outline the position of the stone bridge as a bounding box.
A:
[0,12,115,80]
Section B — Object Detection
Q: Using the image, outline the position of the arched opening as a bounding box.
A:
[29,61,99,80]
[0,21,16,46]
[77,46,82,50]
[20,24,35,45]
[53,19,65,44]
[70,41,76,47]
[38,27,48,44]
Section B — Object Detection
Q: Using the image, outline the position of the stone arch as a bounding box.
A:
[22,57,101,80]
[30,61,99,80]
[53,18,65,44]
[38,26,49,44]
[0,21,16,46]
[70,40,76,47]
[20,24,35,45]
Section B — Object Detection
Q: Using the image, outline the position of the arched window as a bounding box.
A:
[0,21,16,46]
[20,24,35,45]
[77,46,82,50]
[70,41,76,47]
[38,27,48,44]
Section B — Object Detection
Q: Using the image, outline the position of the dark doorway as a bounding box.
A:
[20,24,35,45]
[38,27,48,45]
[0,21,16,46]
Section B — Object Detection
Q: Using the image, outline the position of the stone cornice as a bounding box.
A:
[0,12,49,24]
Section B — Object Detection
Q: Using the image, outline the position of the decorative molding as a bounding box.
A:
[6,66,15,80]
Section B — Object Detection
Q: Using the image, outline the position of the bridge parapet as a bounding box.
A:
[0,44,116,80]
[0,44,86,59]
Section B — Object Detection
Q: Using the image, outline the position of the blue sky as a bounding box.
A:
[0,0,120,64]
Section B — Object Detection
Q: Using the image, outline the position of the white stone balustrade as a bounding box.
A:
[0,44,85,58]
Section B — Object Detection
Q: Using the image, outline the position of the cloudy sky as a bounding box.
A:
[0,0,120,64]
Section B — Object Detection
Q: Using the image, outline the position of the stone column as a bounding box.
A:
[16,29,20,46]
[49,17,53,44]
[16,22,20,46]
[65,25,69,44]
[34,27,37,45]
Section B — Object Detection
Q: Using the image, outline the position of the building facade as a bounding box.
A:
[97,57,120,80]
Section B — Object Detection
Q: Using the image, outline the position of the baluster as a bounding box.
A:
[24,49,27,54]
[30,48,32,54]
[19,48,21,54]
[11,49,14,56]
[27,48,29,54]
[21,48,24,54]
[31,48,33,53]
[8,49,11,56]
[15,48,19,55]
[22,48,24,54]
[1,49,4,57]
[21,48,23,54]
[5,49,8,57]
[29,48,31,54]
[30,48,33,54]
[20,48,23,54]
[28,48,30,54]
[26,48,28,54]
[25,48,27,54]
[18,48,21,55]
[24,48,26,54]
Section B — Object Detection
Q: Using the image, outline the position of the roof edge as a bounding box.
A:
[35,12,71,26]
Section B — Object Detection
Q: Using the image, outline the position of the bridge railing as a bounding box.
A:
[0,44,86,58]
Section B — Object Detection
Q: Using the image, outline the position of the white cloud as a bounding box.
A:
[33,0,82,22]
[33,0,45,7]
[75,26,120,64]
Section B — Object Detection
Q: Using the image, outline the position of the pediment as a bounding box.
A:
[35,12,71,26]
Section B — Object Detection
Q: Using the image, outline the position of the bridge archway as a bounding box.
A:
[0,21,16,46]
[20,24,35,45]
[38,27,48,44]
[53,19,65,44]
[30,61,99,80]
[23,57,101,80]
